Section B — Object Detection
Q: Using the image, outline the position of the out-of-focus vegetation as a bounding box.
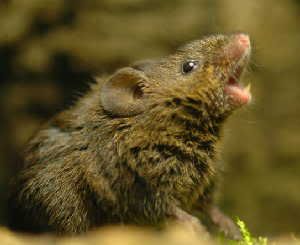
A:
[1,0,300,239]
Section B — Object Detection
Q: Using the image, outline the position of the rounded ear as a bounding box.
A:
[101,67,148,117]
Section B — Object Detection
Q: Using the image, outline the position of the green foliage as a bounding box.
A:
[236,218,267,245]
[225,219,268,245]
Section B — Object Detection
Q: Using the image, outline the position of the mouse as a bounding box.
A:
[8,33,252,239]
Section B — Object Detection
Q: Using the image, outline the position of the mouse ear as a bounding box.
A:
[100,67,148,117]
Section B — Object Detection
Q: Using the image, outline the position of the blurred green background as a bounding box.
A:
[1,0,300,237]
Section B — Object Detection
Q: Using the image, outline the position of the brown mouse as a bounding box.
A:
[9,33,252,239]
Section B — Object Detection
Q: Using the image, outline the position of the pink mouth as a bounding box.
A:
[224,34,251,106]
[225,81,251,105]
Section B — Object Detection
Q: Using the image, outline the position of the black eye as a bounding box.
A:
[182,60,199,74]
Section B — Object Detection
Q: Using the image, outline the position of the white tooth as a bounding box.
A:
[245,83,251,93]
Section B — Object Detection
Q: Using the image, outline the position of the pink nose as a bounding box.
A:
[224,34,251,60]
[235,34,250,49]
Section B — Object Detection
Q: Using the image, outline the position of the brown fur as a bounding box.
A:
[8,34,251,239]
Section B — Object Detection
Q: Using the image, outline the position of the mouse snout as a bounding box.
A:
[223,33,251,61]
[235,33,250,49]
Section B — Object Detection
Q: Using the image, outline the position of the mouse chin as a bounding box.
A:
[224,82,251,106]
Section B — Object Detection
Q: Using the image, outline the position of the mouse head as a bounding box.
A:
[100,33,251,120]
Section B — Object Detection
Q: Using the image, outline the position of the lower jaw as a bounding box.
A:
[224,84,251,106]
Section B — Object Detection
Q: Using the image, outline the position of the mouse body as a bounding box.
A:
[9,34,252,239]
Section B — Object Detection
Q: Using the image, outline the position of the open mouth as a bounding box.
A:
[224,34,251,106]
[224,62,251,105]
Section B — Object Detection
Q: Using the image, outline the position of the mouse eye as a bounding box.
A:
[182,60,199,74]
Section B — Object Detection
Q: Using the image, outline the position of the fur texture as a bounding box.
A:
[9,34,250,238]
